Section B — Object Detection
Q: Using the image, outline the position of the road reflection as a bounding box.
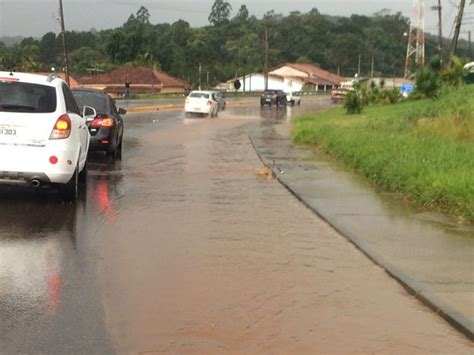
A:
[0,197,78,320]
[0,154,120,352]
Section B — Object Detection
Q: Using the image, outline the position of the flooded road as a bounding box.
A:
[0,98,472,353]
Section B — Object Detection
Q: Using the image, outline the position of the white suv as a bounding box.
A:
[286,91,301,106]
[0,72,95,201]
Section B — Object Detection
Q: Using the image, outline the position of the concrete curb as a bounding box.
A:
[126,100,257,113]
[248,134,474,341]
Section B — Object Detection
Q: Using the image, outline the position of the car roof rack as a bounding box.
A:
[46,73,58,83]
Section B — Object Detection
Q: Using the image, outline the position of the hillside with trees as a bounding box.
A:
[0,1,471,87]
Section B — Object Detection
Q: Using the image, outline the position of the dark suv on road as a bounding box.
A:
[260,90,287,107]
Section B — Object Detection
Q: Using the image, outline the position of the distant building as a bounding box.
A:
[224,63,343,93]
[78,66,190,96]
[225,73,286,92]
[269,63,343,92]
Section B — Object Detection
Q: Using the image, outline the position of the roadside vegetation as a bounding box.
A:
[293,74,474,223]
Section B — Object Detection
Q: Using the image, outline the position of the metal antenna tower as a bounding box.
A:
[404,0,425,79]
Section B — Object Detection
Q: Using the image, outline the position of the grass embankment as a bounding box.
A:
[293,85,474,223]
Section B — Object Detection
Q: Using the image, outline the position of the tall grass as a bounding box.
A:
[293,85,474,223]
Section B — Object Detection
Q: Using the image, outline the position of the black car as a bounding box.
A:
[260,90,287,107]
[72,88,125,160]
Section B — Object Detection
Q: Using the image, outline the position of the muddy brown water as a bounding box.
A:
[0,99,472,353]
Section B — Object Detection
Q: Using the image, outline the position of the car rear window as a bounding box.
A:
[0,82,57,113]
[190,92,210,99]
[72,91,109,114]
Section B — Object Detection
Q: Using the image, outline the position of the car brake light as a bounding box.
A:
[207,100,213,106]
[50,114,71,140]
[0,77,20,82]
[91,117,114,128]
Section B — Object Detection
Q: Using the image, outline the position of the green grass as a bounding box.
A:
[293,85,474,223]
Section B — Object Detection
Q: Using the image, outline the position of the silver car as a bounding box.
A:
[211,91,226,111]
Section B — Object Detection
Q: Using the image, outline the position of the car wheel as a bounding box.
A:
[107,145,118,161]
[78,158,88,184]
[116,137,123,160]
[60,166,78,202]
[297,100,301,106]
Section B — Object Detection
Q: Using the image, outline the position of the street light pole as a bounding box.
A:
[59,0,70,86]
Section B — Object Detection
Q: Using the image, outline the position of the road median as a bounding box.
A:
[126,100,256,113]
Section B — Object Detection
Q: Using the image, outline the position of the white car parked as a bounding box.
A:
[184,90,219,117]
[286,91,301,106]
[0,72,95,201]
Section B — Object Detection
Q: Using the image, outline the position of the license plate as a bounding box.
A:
[0,126,17,136]
[194,107,201,111]
[266,98,271,102]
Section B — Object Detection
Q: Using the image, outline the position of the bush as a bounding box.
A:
[344,91,363,114]
[415,67,440,98]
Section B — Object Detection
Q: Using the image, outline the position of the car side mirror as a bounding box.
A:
[82,105,97,121]
[118,108,127,115]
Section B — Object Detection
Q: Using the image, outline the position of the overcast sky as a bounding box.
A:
[0,0,471,39]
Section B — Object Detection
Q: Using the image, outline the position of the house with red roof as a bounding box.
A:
[223,63,343,93]
[78,66,190,96]
[269,63,344,92]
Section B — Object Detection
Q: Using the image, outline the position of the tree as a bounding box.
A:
[234,5,249,22]
[39,32,58,67]
[208,0,232,26]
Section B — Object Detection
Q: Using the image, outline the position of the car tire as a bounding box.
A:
[79,158,88,184]
[107,145,118,161]
[60,166,78,202]
[297,100,301,106]
[117,137,123,160]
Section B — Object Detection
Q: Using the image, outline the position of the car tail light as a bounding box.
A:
[50,114,71,140]
[0,77,20,82]
[207,100,213,106]
[91,117,114,128]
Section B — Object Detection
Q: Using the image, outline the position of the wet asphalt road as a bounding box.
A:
[0,99,472,354]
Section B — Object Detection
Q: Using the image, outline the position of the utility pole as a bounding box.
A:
[357,54,361,77]
[469,31,472,59]
[371,55,374,78]
[264,27,269,91]
[59,0,70,86]
[198,63,202,90]
[431,0,443,58]
[449,0,466,61]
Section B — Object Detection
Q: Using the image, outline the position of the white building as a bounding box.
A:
[226,73,297,93]
[224,63,343,93]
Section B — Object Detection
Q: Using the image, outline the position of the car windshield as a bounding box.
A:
[72,91,109,114]
[190,92,210,99]
[0,82,57,113]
